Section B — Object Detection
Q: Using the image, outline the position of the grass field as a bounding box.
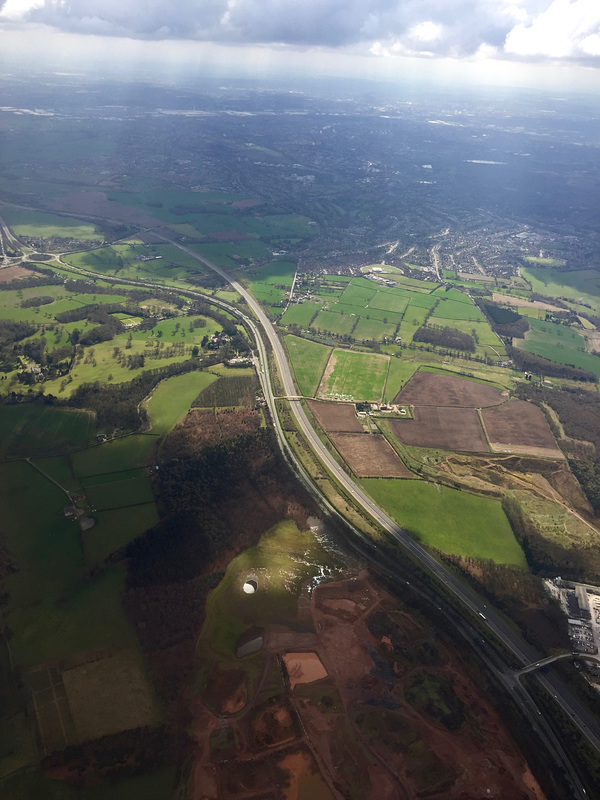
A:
[286,335,332,397]
[0,461,136,666]
[517,317,600,376]
[82,503,159,566]
[383,358,419,401]
[320,350,389,401]
[524,256,566,267]
[312,309,357,336]
[352,317,397,341]
[0,406,95,459]
[72,435,158,477]
[279,301,323,328]
[1,207,103,241]
[362,478,526,566]
[84,474,154,510]
[522,267,600,315]
[145,371,218,435]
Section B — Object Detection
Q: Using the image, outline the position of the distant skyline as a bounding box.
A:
[2,0,600,92]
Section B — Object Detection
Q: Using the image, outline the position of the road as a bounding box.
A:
[43,233,599,794]
[150,237,600,773]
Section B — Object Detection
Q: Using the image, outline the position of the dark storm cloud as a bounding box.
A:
[7,0,516,53]
[3,1,600,63]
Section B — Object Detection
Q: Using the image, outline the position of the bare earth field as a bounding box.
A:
[395,371,506,408]
[190,571,546,800]
[492,293,564,313]
[306,399,363,432]
[330,433,414,477]
[0,264,36,282]
[481,400,562,457]
[391,407,490,452]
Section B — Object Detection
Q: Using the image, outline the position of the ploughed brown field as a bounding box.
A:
[307,399,363,432]
[0,265,36,282]
[482,399,563,457]
[391,407,490,452]
[395,370,506,408]
[330,433,414,477]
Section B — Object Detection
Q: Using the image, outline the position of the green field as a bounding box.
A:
[320,349,389,401]
[72,434,158,477]
[0,405,95,459]
[517,317,600,376]
[84,473,154,510]
[1,207,103,241]
[286,335,331,397]
[0,461,136,666]
[383,358,419,401]
[312,309,357,336]
[82,503,159,566]
[279,301,322,328]
[522,267,600,315]
[524,256,566,267]
[362,478,526,566]
[145,371,218,435]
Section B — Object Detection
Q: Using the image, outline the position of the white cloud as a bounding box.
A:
[505,0,600,59]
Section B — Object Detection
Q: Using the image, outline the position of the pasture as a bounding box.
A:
[82,503,159,566]
[286,335,331,397]
[319,349,389,401]
[145,371,218,434]
[517,317,600,376]
[522,267,600,315]
[0,461,136,666]
[72,435,158,477]
[279,301,323,328]
[1,207,103,241]
[362,478,526,566]
[0,405,95,459]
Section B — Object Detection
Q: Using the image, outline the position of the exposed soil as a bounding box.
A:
[0,264,35,281]
[307,399,363,432]
[282,652,328,689]
[492,293,564,313]
[395,371,506,408]
[481,399,561,456]
[330,433,414,477]
[391,406,490,452]
[189,570,546,800]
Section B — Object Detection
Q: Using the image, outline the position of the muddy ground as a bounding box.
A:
[189,571,546,800]
[330,433,414,477]
[395,371,506,408]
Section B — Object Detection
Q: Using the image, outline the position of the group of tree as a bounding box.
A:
[413,324,475,353]
[479,301,530,339]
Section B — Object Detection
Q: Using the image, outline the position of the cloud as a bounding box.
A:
[505,0,600,60]
[1,0,599,66]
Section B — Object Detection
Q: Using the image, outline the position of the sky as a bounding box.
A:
[2,0,600,91]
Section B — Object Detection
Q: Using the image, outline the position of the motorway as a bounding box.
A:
[157,236,600,747]
[45,232,598,796]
